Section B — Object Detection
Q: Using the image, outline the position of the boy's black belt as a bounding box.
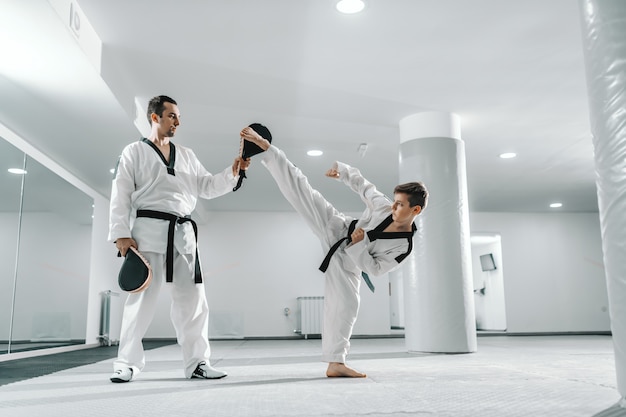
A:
[136,209,202,283]
[318,219,359,273]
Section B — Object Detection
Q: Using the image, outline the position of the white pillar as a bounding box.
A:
[579,0,626,405]
[399,111,476,353]
[388,268,405,328]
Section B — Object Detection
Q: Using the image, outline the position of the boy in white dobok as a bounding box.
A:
[240,127,428,378]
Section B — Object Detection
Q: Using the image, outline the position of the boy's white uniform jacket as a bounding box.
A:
[262,145,414,281]
[334,161,415,279]
[108,139,236,256]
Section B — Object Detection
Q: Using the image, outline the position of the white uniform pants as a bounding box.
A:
[114,250,211,378]
[263,149,361,363]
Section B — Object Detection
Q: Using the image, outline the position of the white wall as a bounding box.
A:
[140,211,392,339]
[470,212,609,333]
[3,197,606,342]
[3,206,610,343]
[85,193,125,345]
[96,210,610,339]
[0,212,91,341]
[389,268,404,328]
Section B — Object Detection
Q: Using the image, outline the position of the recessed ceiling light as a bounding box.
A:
[549,203,563,208]
[499,152,517,159]
[8,168,27,174]
[336,0,365,14]
[307,150,323,157]
[109,168,115,174]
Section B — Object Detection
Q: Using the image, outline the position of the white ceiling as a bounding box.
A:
[0,0,599,217]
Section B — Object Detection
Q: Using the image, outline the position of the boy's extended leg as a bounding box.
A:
[261,146,350,247]
[261,145,364,377]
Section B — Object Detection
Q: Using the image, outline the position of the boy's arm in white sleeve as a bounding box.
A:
[334,161,391,211]
[343,238,407,277]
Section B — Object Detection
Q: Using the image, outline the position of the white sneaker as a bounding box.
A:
[110,368,133,383]
[191,361,227,379]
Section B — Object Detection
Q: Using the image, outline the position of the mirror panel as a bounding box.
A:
[0,138,26,354]
[10,154,93,353]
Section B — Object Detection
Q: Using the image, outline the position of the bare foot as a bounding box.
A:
[326,362,366,378]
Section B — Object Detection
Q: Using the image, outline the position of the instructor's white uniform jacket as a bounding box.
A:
[109,139,235,253]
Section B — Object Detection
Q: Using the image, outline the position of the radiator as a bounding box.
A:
[297,296,324,339]
[99,290,122,346]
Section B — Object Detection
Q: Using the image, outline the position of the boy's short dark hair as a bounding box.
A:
[147,95,177,124]
[394,182,428,209]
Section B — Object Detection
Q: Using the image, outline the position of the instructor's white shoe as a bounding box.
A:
[191,361,227,379]
[110,368,133,383]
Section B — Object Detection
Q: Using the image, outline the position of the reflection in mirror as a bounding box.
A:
[10,155,93,353]
[0,138,26,354]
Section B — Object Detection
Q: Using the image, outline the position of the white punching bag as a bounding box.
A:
[579,0,626,405]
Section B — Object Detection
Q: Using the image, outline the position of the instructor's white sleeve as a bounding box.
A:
[193,150,237,199]
[333,161,409,277]
[109,148,135,242]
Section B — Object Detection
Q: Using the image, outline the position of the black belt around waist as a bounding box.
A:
[136,209,202,283]
[319,219,359,273]
[318,219,379,291]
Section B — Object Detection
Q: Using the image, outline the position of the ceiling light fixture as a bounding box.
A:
[499,152,517,159]
[336,0,365,14]
[8,168,27,175]
[549,202,563,208]
[307,150,323,157]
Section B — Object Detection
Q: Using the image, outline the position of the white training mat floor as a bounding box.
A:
[0,335,623,417]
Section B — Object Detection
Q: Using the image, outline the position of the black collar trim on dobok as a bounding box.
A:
[142,138,176,176]
[366,214,416,263]
[136,210,202,283]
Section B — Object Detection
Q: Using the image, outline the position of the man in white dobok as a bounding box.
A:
[108,95,249,383]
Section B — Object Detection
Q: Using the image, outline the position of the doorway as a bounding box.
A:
[470,233,507,331]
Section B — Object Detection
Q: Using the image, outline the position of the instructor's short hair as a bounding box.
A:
[147,95,177,124]
[394,182,429,209]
